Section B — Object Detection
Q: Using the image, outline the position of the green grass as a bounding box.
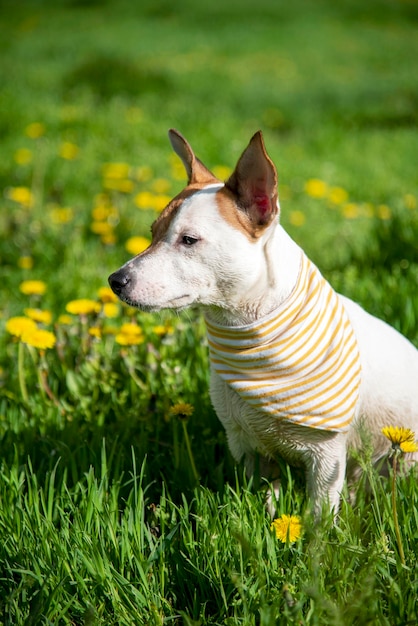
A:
[1,0,418,623]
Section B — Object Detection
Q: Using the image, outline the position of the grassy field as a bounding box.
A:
[1,0,418,623]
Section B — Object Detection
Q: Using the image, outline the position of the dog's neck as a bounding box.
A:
[204,225,302,327]
[204,251,361,434]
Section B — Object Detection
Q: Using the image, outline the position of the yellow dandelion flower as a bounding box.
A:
[59,142,79,160]
[25,122,46,139]
[382,426,418,453]
[134,191,155,210]
[66,299,100,315]
[327,186,348,205]
[101,232,117,245]
[304,179,328,199]
[6,186,34,208]
[102,302,119,318]
[88,326,102,338]
[125,236,150,255]
[24,308,52,324]
[376,204,391,220]
[98,286,118,303]
[114,322,143,345]
[14,148,33,165]
[21,328,56,350]
[103,178,134,193]
[152,194,171,212]
[49,207,74,224]
[152,324,174,336]
[57,314,73,325]
[170,402,194,420]
[119,322,142,336]
[92,205,111,221]
[19,279,47,296]
[102,162,131,180]
[382,426,408,444]
[403,194,416,210]
[271,514,302,543]
[342,203,360,219]
[115,332,144,346]
[6,316,37,338]
[151,178,171,194]
[289,210,306,227]
[90,221,114,235]
[18,256,34,270]
[399,440,418,453]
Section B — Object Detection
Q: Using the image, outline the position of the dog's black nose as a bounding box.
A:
[108,270,130,295]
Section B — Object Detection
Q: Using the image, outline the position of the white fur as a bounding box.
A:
[109,135,418,517]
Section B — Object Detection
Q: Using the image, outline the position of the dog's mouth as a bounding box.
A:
[166,294,192,308]
[121,294,192,312]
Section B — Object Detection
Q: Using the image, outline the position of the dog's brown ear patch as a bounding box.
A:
[225,131,278,228]
[168,129,220,186]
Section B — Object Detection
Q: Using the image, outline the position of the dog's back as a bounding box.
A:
[342,295,418,460]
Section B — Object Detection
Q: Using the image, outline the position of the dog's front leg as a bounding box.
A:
[304,432,348,518]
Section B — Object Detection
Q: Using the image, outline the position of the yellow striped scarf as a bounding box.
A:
[205,254,361,433]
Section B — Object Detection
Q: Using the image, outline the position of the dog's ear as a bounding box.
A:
[225,131,278,226]
[168,129,219,186]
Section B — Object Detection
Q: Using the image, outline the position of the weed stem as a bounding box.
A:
[181,420,199,484]
[392,452,406,566]
[18,341,28,404]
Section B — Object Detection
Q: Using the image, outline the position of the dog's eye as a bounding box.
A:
[181,235,199,246]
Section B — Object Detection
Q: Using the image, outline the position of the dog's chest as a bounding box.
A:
[209,369,332,466]
[209,368,276,459]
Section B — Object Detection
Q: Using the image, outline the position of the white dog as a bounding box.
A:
[109,129,418,516]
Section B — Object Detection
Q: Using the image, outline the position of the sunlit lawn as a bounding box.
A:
[1,0,418,623]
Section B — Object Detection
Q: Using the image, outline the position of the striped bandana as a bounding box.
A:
[205,253,361,433]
